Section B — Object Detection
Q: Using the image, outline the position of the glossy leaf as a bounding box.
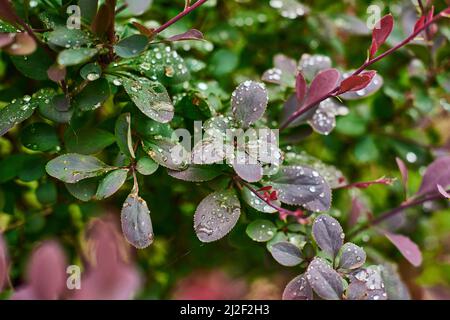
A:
[122,76,174,123]
[121,192,154,249]
[338,242,366,270]
[270,166,332,212]
[269,242,303,266]
[115,113,135,159]
[96,169,129,200]
[231,81,268,128]
[312,214,344,258]
[167,165,220,182]
[57,48,98,66]
[20,123,59,152]
[46,154,114,183]
[72,78,110,111]
[193,190,241,243]
[307,257,344,300]
[417,156,450,196]
[246,219,277,242]
[136,157,159,176]
[282,274,313,300]
[114,35,148,58]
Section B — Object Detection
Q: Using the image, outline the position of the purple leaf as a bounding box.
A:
[384,232,422,267]
[282,273,313,300]
[306,257,344,300]
[0,234,8,292]
[167,29,204,42]
[47,64,66,83]
[168,165,221,182]
[96,169,129,200]
[348,196,369,227]
[298,54,332,81]
[347,266,387,300]
[121,192,154,249]
[296,72,307,103]
[274,54,297,76]
[312,214,344,258]
[303,69,341,108]
[338,242,366,270]
[380,263,411,300]
[269,242,303,267]
[262,54,297,86]
[437,184,450,199]
[396,157,409,189]
[12,241,67,300]
[308,98,347,135]
[143,138,189,171]
[270,166,332,212]
[194,190,241,243]
[231,81,269,128]
[4,32,37,56]
[232,151,263,183]
[125,0,152,15]
[191,138,230,165]
[417,156,450,197]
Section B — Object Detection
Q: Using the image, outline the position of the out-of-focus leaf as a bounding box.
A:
[384,232,422,267]
[20,123,59,152]
[125,0,152,15]
[167,29,204,42]
[417,156,450,197]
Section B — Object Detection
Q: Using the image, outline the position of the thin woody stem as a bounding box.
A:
[154,0,209,35]
[280,9,449,131]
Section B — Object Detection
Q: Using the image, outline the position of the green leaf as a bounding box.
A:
[115,113,135,158]
[96,169,129,199]
[79,0,98,22]
[57,48,98,66]
[114,34,148,58]
[65,127,116,155]
[142,138,189,171]
[122,76,174,123]
[241,185,279,213]
[18,155,47,182]
[0,89,53,136]
[72,78,110,111]
[20,123,59,152]
[136,156,159,176]
[354,136,379,163]
[39,94,73,123]
[246,219,277,242]
[167,165,221,182]
[47,26,91,48]
[65,178,98,201]
[80,63,102,81]
[46,154,114,183]
[0,154,27,183]
[10,47,52,80]
[36,182,58,205]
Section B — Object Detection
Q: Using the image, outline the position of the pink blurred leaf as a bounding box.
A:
[295,72,307,104]
[0,33,15,48]
[384,232,422,267]
[303,68,341,107]
[0,234,8,292]
[437,184,450,199]
[348,197,369,227]
[417,156,450,197]
[47,64,67,83]
[12,241,67,300]
[4,32,37,56]
[167,29,204,42]
[396,157,409,189]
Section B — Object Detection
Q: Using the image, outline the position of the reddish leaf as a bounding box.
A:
[0,234,8,292]
[0,0,18,25]
[295,72,307,104]
[47,65,67,83]
[417,156,450,196]
[338,71,376,94]
[396,157,409,189]
[303,68,341,107]
[91,3,112,37]
[369,15,394,59]
[414,15,426,33]
[4,32,36,56]
[167,29,204,42]
[385,232,422,267]
[342,176,395,189]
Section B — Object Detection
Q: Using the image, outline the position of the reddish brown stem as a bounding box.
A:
[280,9,449,131]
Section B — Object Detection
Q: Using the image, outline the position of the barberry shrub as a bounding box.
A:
[0,0,449,300]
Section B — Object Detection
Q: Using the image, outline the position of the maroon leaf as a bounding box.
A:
[384,232,422,267]
[338,242,366,270]
[306,257,344,300]
[414,15,426,33]
[340,72,383,100]
[337,71,376,94]
[396,157,409,190]
[47,65,67,83]
[0,0,19,26]
[369,15,394,59]
[303,68,341,108]
[167,29,204,42]
[417,156,450,196]
[12,241,67,300]
[312,214,344,258]
[283,274,313,300]
[91,3,112,37]
[0,234,8,292]
[296,72,307,104]
[348,196,369,227]
[4,32,37,56]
